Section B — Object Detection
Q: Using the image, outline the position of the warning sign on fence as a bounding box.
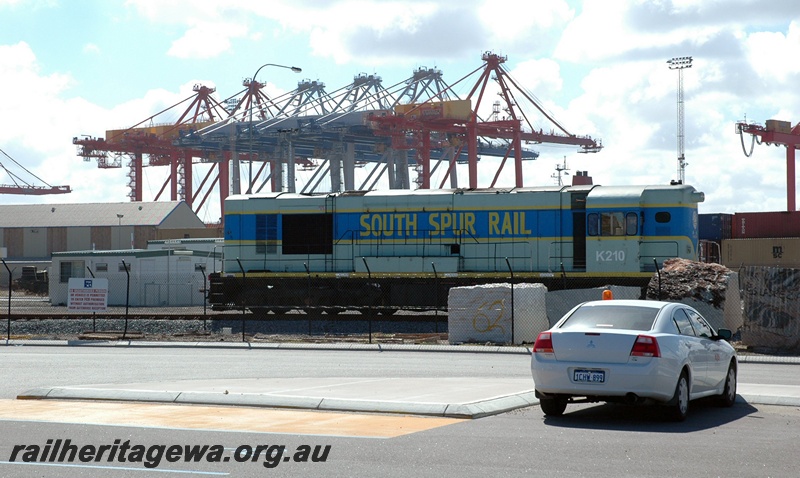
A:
[68,278,109,312]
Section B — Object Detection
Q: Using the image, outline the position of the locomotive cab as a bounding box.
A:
[584,185,704,273]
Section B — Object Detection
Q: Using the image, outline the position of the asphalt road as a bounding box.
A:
[1,346,799,477]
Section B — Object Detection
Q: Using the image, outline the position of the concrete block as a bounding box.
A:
[448,283,548,345]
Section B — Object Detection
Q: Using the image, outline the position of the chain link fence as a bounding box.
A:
[0,261,654,345]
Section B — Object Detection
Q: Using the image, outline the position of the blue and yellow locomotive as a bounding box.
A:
[208,184,704,313]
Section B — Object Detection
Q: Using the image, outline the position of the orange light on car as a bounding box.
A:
[602,289,613,300]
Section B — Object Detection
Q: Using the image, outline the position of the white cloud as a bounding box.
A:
[167,20,247,59]
[82,43,101,55]
[745,20,800,83]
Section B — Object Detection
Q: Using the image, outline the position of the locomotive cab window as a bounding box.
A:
[587,212,638,236]
[626,212,638,235]
[602,212,625,236]
[655,212,672,223]
[587,213,599,236]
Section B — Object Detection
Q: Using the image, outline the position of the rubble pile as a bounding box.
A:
[646,258,743,332]
[647,258,733,306]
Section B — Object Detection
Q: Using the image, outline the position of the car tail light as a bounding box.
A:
[533,332,554,353]
[630,335,660,357]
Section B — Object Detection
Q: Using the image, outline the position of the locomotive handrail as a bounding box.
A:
[547,240,574,273]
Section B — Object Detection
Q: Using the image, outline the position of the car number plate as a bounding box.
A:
[573,369,605,383]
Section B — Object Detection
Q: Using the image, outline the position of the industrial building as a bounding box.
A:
[0,201,219,286]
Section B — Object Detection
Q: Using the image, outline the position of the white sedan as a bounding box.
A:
[530,299,737,421]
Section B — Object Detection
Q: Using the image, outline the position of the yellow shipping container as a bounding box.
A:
[721,238,800,268]
[105,121,214,142]
[765,119,792,134]
[395,99,472,121]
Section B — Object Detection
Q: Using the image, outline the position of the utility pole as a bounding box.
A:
[667,56,692,184]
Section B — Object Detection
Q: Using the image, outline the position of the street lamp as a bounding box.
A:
[246,63,302,194]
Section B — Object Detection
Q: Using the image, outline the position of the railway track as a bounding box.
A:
[1,312,448,322]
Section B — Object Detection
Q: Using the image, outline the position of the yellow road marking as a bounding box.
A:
[0,400,463,438]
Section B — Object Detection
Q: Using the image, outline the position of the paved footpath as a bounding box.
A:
[9,340,800,419]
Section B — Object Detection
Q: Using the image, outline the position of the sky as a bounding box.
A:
[0,0,798,223]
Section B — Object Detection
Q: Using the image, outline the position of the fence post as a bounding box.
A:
[86,266,97,333]
[361,258,372,344]
[198,264,207,330]
[236,258,246,342]
[505,257,514,345]
[304,263,312,335]
[2,258,10,342]
[431,262,439,333]
[122,259,130,340]
[653,258,661,300]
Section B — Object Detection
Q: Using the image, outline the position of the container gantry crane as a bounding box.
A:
[74,85,230,216]
[370,51,602,189]
[737,119,800,211]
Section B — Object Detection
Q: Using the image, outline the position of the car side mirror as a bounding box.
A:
[715,328,732,341]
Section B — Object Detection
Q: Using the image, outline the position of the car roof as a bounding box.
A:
[578,299,674,309]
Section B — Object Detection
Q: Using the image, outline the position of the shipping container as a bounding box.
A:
[106,121,213,141]
[699,213,733,242]
[721,238,800,268]
[765,119,792,134]
[395,99,472,121]
[699,240,722,264]
[732,211,800,239]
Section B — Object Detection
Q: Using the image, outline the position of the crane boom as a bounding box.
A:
[0,185,71,195]
[0,147,72,196]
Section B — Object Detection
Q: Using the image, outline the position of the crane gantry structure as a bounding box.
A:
[73,84,230,216]
[0,147,71,195]
[737,119,800,211]
[75,52,603,220]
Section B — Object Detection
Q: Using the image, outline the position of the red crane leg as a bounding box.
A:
[420,131,431,189]
[788,146,796,211]
[468,122,478,188]
[183,152,193,207]
[134,152,143,201]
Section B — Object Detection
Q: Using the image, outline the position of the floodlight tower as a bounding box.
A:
[668,56,692,184]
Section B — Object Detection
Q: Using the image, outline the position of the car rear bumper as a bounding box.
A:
[531,355,677,403]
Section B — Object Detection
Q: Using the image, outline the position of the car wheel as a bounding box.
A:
[539,397,567,417]
[667,371,689,422]
[717,363,737,408]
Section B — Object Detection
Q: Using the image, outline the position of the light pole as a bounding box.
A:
[667,56,692,185]
[116,214,124,249]
[246,63,302,194]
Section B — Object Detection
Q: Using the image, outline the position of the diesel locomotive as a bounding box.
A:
[208,184,704,313]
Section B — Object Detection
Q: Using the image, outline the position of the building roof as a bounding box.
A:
[0,201,205,228]
[52,249,222,259]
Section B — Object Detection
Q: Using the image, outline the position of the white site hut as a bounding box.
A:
[49,238,223,307]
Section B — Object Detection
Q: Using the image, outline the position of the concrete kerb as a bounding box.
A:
[2,338,534,355]
[17,386,540,419]
[4,339,800,365]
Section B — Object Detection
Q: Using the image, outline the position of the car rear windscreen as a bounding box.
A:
[559,305,659,331]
